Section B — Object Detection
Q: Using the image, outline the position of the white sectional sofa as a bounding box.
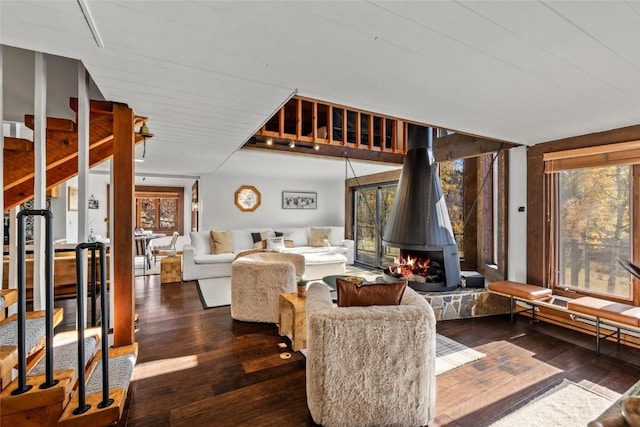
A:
[182,226,354,281]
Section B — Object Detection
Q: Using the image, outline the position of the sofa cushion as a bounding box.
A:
[210,230,234,254]
[190,231,212,255]
[319,226,345,246]
[309,227,331,247]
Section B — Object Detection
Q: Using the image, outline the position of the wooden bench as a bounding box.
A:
[567,296,640,355]
[488,281,640,355]
[487,281,553,323]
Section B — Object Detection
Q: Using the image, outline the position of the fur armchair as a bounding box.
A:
[230,252,305,323]
[305,282,437,427]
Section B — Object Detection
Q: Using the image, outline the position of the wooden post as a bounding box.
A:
[0,45,3,289]
[113,104,135,346]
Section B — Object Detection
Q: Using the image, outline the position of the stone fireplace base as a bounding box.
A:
[419,287,510,321]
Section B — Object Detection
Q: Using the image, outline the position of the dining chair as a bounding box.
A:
[153,232,179,264]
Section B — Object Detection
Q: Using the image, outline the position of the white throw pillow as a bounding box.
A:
[266,236,285,251]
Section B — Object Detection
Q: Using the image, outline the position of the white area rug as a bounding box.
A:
[436,333,485,375]
[196,278,232,309]
[489,380,613,427]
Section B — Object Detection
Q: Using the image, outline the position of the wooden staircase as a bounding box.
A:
[0,289,138,426]
[0,238,138,426]
[3,98,147,210]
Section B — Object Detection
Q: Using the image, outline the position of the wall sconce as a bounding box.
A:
[313,143,320,151]
[289,141,295,148]
[266,138,273,146]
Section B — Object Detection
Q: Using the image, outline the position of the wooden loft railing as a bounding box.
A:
[250,96,411,164]
[259,96,406,153]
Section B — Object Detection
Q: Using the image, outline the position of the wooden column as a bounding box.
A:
[113,103,135,347]
[0,45,3,290]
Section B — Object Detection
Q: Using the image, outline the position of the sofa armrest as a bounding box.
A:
[183,244,196,265]
[343,239,355,265]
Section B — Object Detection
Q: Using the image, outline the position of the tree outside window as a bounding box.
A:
[135,186,184,235]
[439,159,464,260]
[558,166,631,299]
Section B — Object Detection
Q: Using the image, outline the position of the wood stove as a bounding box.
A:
[382,124,461,292]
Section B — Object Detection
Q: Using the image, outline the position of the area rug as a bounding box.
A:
[196,278,232,309]
[489,380,613,426]
[435,334,485,375]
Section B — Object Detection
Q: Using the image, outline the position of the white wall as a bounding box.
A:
[199,173,345,231]
[54,175,109,243]
[508,146,527,282]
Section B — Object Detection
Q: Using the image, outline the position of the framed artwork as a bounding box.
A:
[68,186,78,211]
[282,191,317,209]
[88,195,99,209]
[234,185,261,212]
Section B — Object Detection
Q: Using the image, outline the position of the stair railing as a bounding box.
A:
[12,209,58,395]
[73,241,113,414]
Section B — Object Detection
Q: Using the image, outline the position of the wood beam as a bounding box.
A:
[4,137,32,152]
[112,103,135,347]
[434,133,517,162]
[244,138,404,164]
[69,97,115,114]
[24,116,76,132]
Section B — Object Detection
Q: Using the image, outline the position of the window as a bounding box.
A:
[353,184,397,268]
[135,186,184,235]
[439,159,464,260]
[557,166,631,299]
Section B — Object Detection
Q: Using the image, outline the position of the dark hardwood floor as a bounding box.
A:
[55,276,640,426]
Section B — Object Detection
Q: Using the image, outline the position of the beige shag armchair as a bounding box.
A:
[230,252,305,323]
[305,282,437,427]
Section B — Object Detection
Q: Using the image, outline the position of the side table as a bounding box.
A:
[160,256,182,283]
[278,292,306,351]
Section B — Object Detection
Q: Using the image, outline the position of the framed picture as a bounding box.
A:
[68,186,78,211]
[88,195,99,210]
[282,191,317,209]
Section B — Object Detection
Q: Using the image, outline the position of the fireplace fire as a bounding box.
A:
[383,250,448,291]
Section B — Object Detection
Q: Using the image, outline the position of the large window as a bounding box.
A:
[135,186,184,235]
[557,166,631,298]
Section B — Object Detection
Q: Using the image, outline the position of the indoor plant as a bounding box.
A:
[297,278,308,298]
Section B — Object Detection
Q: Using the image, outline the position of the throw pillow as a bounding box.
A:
[266,236,285,250]
[210,230,234,254]
[250,231,272,249]
[253,240,268,250]
[309,227,331,247]
[284,240,294,248]
[336,277,407,307]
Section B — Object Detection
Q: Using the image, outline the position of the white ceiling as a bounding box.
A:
[1,1,639,179]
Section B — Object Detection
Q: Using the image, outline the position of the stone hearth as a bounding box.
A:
[418,287,510,321]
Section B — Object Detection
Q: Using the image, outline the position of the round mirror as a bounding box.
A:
[234,185,261,212]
